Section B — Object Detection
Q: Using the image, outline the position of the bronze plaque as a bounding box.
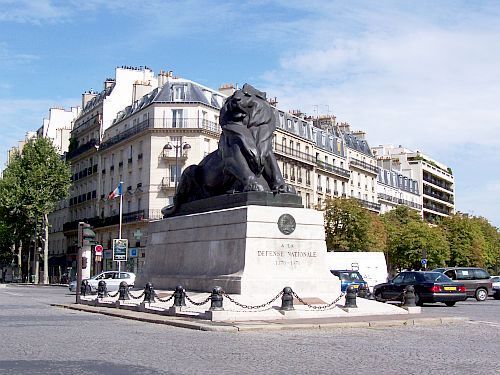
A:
[278,214,296,235]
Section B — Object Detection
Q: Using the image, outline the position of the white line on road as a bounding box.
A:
[1,291,24,296]
[467,320,500,328]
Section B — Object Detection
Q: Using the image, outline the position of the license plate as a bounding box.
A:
[444,286,456,291]
[352,284,359,289]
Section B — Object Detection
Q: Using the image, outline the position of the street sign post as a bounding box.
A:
[95,244,103,256]
[421,258,428,270]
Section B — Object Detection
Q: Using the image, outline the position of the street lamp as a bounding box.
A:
[163,141,191,191]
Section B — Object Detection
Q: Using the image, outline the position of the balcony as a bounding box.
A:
[99,118,221,152]
[326,188,331,194]
[317,186,323,192]
[349,158,379,174]
[315,160,351,179]
[423,203,451,216]
[159,177,175,191]
[423,174,453,192]
[273,143,316,165]
[158,149,189,163]
[66,139,99,161]
[423,189,454,204]
[356,198,381,212]
[63,209,165,233]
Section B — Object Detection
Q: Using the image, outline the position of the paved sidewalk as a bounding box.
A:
[53,303,468,332]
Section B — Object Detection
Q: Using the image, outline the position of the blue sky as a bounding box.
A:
[0,0,499,227]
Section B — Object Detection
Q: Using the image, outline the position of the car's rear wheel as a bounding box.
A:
[475,288,488,301]
[445,301,456,307]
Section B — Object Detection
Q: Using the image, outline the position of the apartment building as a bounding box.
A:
[61,66,157,275]
[372,145,454,222]
[37,106,81,154]
[94,77,223,272]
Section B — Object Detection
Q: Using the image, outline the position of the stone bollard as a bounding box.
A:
[358,284,368,299]
[209,286,224,311]
[403,285,416,307]
[143,282,155,304]
[344,285,358,308]
[280,287,294,311]
[118,281,130,301]
[97,280,107,299]
[81,281,90,296]
[173,285,186,307]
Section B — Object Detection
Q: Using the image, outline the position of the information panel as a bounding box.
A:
[113,239,128,261]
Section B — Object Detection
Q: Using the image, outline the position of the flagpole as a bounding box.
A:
[118,181,123,273]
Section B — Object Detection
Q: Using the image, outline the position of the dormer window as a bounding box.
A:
[173,85,186,101]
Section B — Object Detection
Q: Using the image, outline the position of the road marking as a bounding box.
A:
[467,320,500,328]
[1,291,23,296]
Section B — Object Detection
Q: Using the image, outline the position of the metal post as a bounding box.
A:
[174,145,179,192]
[118,185,123,274]
[76,243,82,304]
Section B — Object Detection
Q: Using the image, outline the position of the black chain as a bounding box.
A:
[129,291,145,300]
[222,291,284,310]
[291,291,345,310]
[153,292,174,303]
[185,293,211,306]
[108,291,119,298]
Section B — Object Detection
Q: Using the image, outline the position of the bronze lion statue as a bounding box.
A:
[162,84,295,217]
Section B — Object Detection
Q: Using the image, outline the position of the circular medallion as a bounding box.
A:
[278,214,296,235]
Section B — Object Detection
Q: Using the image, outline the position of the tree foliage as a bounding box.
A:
[381,206,449,271]
[323,197,386,251]
[0,137,71,283]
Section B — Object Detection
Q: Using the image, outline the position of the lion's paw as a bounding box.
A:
[243,180,265,192]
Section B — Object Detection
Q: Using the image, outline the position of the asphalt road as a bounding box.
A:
[0,285,499,375]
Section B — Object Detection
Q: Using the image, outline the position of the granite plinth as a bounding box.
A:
[137,205,340,299]
[164,191,302,218]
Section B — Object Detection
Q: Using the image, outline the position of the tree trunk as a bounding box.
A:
[34,221,39,284]
[43,213,49,284]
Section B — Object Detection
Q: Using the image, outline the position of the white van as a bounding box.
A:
[325,252,388,292]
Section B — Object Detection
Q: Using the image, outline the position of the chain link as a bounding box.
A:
[291,291,345,310]
[153,292,174,303]
[107,291,119,298]
[129,291,145,300]
[222,290,284,310]
[185,293,212,306]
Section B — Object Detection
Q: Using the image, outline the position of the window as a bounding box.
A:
[173,85,185,101]
[172,109,184,128]
[456,269,474,280]
[170,165,180,183]
[473,269,490,279]
[393,274,405,284]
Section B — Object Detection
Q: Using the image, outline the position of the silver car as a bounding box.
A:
[69,271,136,292]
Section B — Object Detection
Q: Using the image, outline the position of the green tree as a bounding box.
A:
[18,138,71,284]
[0,138,71,284]
[323,197,385,251]
[471,216,500,273]
[0,151,33,280]
[441,214,489,267]
[382,206,449,272]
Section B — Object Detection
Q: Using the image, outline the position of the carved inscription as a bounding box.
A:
[257,245,317,267]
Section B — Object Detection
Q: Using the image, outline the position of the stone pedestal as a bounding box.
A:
[137,205,340,299]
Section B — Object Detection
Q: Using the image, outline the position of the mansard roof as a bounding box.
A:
[112,79,225,124]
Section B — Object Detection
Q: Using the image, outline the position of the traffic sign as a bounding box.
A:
[421,258,428,266]
[95,244,103,256]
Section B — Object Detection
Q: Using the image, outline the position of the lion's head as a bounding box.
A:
[220,83,275,129]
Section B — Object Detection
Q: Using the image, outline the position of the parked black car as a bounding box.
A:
[432,267,492,301]
[373,271,467,307]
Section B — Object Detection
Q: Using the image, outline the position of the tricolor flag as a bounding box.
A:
[108,182,123,200]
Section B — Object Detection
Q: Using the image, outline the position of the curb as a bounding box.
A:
[52,303,468,332]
